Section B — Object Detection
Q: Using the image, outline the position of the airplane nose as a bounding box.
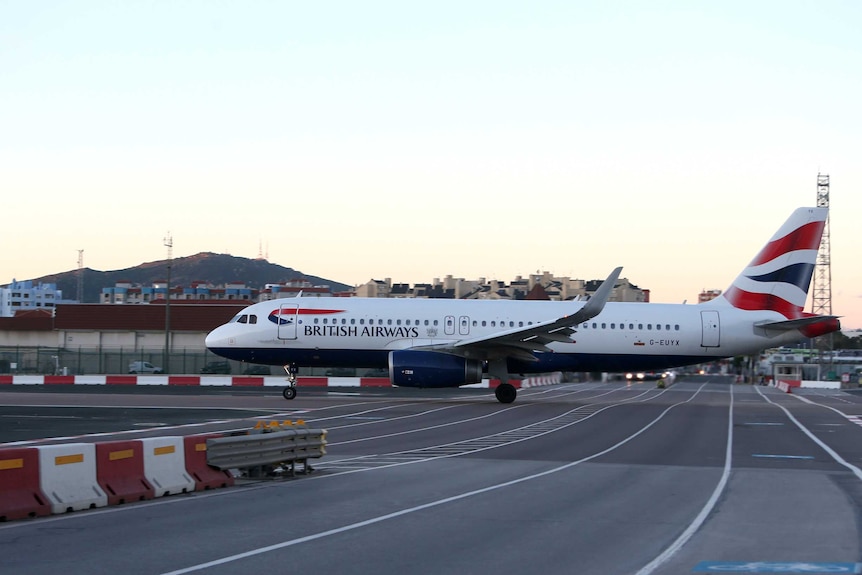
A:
[205,326,226,350]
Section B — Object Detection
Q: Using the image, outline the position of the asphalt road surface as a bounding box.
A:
[2,376,862,575]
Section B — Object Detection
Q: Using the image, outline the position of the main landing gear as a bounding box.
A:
[490,358,517,404]
[495,383,517,404]
[282,363,299,400]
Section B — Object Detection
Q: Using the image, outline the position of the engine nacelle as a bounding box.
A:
[389,350,483,388]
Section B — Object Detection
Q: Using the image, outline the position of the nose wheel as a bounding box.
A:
[282,364,299,400]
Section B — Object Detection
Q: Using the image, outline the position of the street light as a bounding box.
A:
[163,233,172,374]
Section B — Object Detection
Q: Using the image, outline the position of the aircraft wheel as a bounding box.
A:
[494,383,517,404]
[283,386,297,400]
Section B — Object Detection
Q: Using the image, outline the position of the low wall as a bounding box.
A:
[0,372,564,389]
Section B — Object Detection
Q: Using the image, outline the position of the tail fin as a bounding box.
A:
[720,207,826,319]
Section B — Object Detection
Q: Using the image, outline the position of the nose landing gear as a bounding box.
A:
[282,363,299,400]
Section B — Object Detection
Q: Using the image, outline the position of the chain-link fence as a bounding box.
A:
[0,345,376,377]
[0,346,221,375]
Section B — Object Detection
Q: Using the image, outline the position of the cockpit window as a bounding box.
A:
[249,315,257,324]
[237,315,248,324]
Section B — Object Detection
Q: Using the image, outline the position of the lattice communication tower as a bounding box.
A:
[810,174,832,316]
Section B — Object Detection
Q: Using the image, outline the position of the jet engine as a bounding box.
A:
[389,350,483,388]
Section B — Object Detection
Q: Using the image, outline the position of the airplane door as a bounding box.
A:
[459,316,470,336]
[277,304,298,340]
[444,315,455,336]
[700,310,720,348]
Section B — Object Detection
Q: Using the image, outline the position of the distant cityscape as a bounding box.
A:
[0,271,673,318]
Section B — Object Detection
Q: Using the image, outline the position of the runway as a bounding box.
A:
[2,376,862,574]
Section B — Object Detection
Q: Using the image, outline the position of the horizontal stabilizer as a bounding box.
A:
[756,315,840,331]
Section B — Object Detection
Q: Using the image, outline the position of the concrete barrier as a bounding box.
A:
[37,443,108,513]
[140,437,195,497]
[0,447,51,521]
[95,440,155,505]
[183,434,234,491]
[0,372,570,390]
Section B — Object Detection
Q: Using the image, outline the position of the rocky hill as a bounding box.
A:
[30,252,353,303]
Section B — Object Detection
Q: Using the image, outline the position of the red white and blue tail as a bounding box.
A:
[718,207,839,337]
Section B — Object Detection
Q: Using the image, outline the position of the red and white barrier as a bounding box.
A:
[1,432,236,523]
[37,443,108,513]
[140,437,195,497]
[519,372,564,389]
[95,440,155,505]
[183,434,234,491]
[0,374,564,389]
[0,447,51,521]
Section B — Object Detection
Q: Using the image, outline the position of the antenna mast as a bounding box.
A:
[77,250,84,303]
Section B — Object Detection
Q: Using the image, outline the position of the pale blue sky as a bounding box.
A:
[2,1,861,326]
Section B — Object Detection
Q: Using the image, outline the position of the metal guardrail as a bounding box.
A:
[206,426,327,477]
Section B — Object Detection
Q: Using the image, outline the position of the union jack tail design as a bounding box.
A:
[718,207,838,337]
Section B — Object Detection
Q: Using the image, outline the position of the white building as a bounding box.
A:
[0,280,65,317]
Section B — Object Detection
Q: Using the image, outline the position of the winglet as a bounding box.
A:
[568,266,622,325]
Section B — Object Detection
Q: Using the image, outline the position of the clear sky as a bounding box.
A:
[2,1,861,327]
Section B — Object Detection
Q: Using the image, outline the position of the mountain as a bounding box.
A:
[29,252,353,303]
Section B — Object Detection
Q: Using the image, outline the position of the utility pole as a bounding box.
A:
[163,233,173,374]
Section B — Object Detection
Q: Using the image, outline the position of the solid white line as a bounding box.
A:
[634,383,734,575]
[757,387,862,481]
[159,384,708,575]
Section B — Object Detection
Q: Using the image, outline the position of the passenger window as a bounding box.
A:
[666,324,671,331]
[592,322,597,329]
[656,324,661,330]
[351,318,356,325]
[396,319,401,325]
[629,323,633,329]
[610,323,615,329]
[360,319,365,325]
[675,325,680,331]
[647,324,652,330]
[601,323,606,329]
[639,323,643,330]
[519,321,523,327]
[482,321,487,327]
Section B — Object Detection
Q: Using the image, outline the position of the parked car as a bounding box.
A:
[200,361,231,374]
[129,361,163,374]
[243,365,271,375]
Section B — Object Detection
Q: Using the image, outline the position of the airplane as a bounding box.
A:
[205,207,840,403]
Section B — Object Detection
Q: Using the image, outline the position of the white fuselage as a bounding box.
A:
[205,297,802,374]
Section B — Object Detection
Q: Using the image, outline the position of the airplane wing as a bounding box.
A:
[417,267,622,363]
